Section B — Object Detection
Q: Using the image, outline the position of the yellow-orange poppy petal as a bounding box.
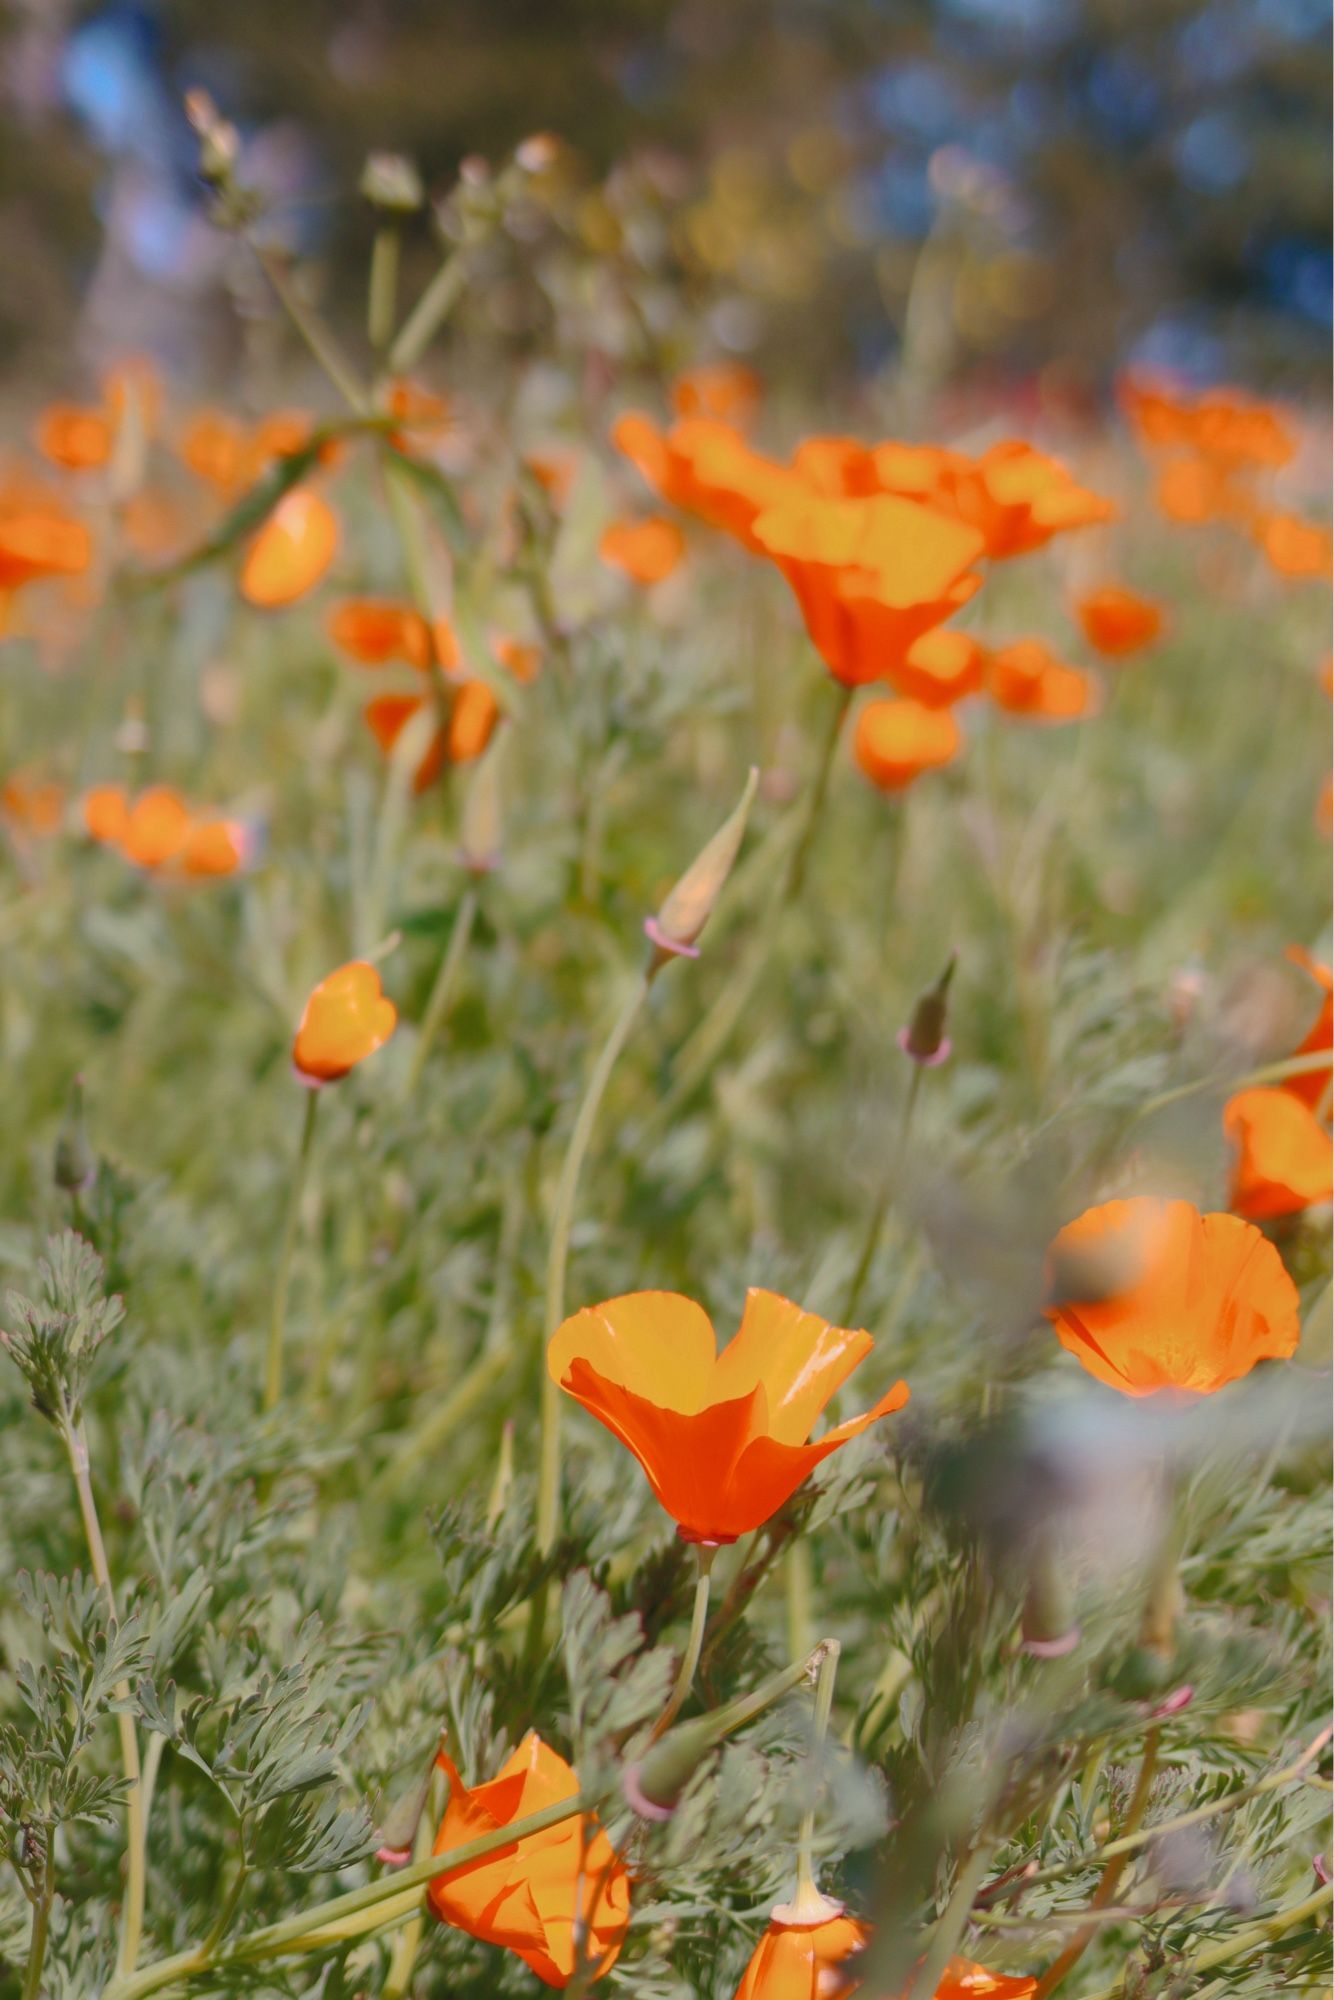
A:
[0,510,93,589]
[734,1913,869,1998]
[121,786,191,869]
[549,1292,721,1414]
[889,627,986,707]
[712,1290,874,1443]
[36,404,113,472]
[292,960,397,1084]
[363,694,447,794]
[179,818,245,878]
[1253,512,1334,581]
[239,487,339,608]
[446,679,500,764]
[599,514,686,584]
[1075,585,1166,659]
[83,784,131,845]
[928,1961,1038,1999]
[1224,1088,1333,1220]
[722,1379,911,1540]
[854,698,962,791]
[1043,1197,1300,1398]
[1283,947,1333,1110]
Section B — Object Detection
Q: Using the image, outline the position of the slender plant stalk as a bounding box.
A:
[786,681,854,898]
[64,1416,146,1976]
[1031,1729,1162,1999]
[263,1089,320,1411]
[535,968,652,1558]
[252,245,368,414]
[404,886,478,1100]
[389,254,467,376]
[901,1840,999,2000]
[785,1538,813,1665]
[649,1548,716,1742]
[372,1343,511,1498]
[380,1770,440,2000]
[21,1848,55,2000]
[842,1059,924,1327]
[368,225,401,354]
[1078,1881,1334,2000]
[793,1637,840,1903]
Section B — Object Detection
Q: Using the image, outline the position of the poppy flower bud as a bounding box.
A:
[646,766,758,970]
[457,728,506,876]
[1019,1534,1079,1659]
[623,1713,718,1820]
[184,89,240,185]
[899,951,956,1065]
[54,1077,96,1195]
[375,1747,438,1863]
[360,151,424,214]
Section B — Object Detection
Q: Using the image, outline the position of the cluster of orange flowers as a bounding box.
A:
[1223,947,1333,1222]
[81,782,251,877]
[1119,373,1332,582]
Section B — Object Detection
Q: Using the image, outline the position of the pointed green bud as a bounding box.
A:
[646,766,758,971]
[54,1078,96,1195]
[361,152,424,214]
[899,950,956,1065]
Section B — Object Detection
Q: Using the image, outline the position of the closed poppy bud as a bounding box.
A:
[646,765,758,965]
[1044,1198,1300,1397]
[549,1287,909,1545]
[1075,585,1166,659]
[854,699,961,793]
[1020,1533,1079,1659]
[185,88,240,184]
[900,953,956,1066]
[54,1077,96,1194]
[239,488,340,608]
[428,1733,629,1988]
[733,1909,869,1998]
[292,961,398,1085]
[1223,1088,1333,1220]
[360,150,423,213]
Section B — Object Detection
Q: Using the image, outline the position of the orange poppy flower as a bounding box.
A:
[448,678,501,759]
[1120,375,1296,469]
[1253,512,1333,581]
[1223,1088,1332,1221]
[957,440,1116,560]
[854,698,962,791]
[599,514,686,584]
[364,680,499,791]
[2,772,64,834]
[180,818,246,878]
[292,961,397,1084]
[986,640,1100,722]
[791,434,885,499]
[364,694,447,794]
[734,1912,869,1998]
[181,409,249,494]
[1153,455,1246,526]
[492,633,542,683]
[383,377,450,449]
[751,492,985,686]
[0,507,93,591]
[924,1962,1037,1999]
[868,440,974,508]
[671,361,762,428]
[328,598,433,670]
[1284,947,1332,1110]
[249,409,318,469]
[1043,1197,1300,1398]
[121,786,192,869]
[1075,585,1165,659]
[428,1732,629,1988]
[889,627,986,707]
[36,404,114,473]
[613,413,802,551]
[548,1288,910,1545]
[239,488,339,608]
[83,784,131,845]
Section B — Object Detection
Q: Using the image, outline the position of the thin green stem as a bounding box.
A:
[252,245,368,413]
[21,1849,54,2000]
[786,681,853,899]
[64,1416,146,1976]
[1079,1882,1334,2000]
[902,1840,999,2000]
[368,225,401,354]
[264,1089,320,1411]
[794,1637,841,1903]
[1032,1729,1161,2000]
[380,1770,439,2000]
[1131,1048,1332,1123]
[404,887,477,1101]
[649,1548,715,1742]
[388,253,467,375]
[842,1060,923,1327]
[785,1538,813,1666]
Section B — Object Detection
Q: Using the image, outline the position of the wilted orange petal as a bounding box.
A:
[292,960,397,1084]
[239,488,340,608]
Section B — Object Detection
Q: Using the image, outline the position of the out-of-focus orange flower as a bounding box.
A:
[1223,1087,1332,1220]
[751,492,985,686]
[921,1962,1037,1999]
[1075,585,1165,659]
[383,377,450,448]
[292,961,397,1084]
[599,514,686,584]
[250,409,317,468]
[239,488,339,608]
[1153,456,1246,526]
[83,784,131,845]
[0,506,93,590]
[364,679,499,791]
[1043,1197,1300,1398]
[448,679,501,759]
[614,413,802,551]
[987,640,1100,722]
[121,786,192,869]
[121,490,187,562]
[526,450,578,508]
[1282,948,1332,1111]
[733,1912,868,1998]
[181,409,249,495]
[548,1288,909,1544]
[955,441,1116,560]
[791,434,885,498]
[671,362,762,429]
[1119,375,1296,469]
[854,698,962,791]
[180,819,246,878]
[428,1732,629,1988]
[36,404,113,472]
[364,694,446,793]
[2,772,64,834]
[889,627,986,707]
[1253,512,1334,581]
[492,633,542,682]
[328,598,433,670]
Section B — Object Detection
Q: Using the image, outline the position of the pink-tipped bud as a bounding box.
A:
[901,951,956,1064]
[646,766,758,972]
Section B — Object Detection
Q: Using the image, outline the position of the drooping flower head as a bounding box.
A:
[292,962,397,1085]
[1223,1088,1333,1221]
[1075,585,1165,660]
[428,1732,629,1988]
[733,1911,869,1998]
[1044,1197,1300,1398]
[548,1289,909,1544]
[853,698,962,792]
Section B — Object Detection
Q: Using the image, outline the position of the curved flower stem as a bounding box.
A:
[535,968,652,1556]
[1031,1728,1161,2000]
[649,1547,716,1743]
[842,1060,924,1328]
[252,244,368,415]
[403,887,478,1102]
[263,1089,320,1412]
[793,1637,841,1904]
[388,252,467,376]
[63,1415,146,1976]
